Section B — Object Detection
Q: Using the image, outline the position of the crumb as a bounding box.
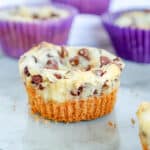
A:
[131,118,135,125]
[29,110,34,115]
[34,115,40,122]
[108,121,116,128]
[42,119,48,124]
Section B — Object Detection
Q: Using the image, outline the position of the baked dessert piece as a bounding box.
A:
[0,5,69,22]
[137,102,150,150]
[115,10,150,30]
[0,4,77,58]
[19,42,124,122]
[102,9,150,63]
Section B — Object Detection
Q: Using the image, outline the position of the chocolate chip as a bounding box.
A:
[24,66,30,77]
[100,56,111,67]
[50,13,59,18]
[93,89,98,95]
[78,86,83,94]
[32,14,39,19]
[113,57,120,62]
[70,86,83,96]
[141,131,147,138]
[69,56,79,66]
[47,60,53,65]
[102,81,109,90]
[112,57,122,71]
[85,65,91,71]
[70,91,77,96]
[32,56,38,63]
[54,73,62,79]
[39,84,44,90]
[114,78,118,82]
[117,64,123,71]
[31,75,43,85]
[95,70,106,77]
[78,48,90,60]
[58,46,68,58]
[45,59,58,70]
[47,54,52,58]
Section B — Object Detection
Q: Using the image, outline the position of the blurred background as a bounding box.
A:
[0,0,150,51]
[0,0,150,11]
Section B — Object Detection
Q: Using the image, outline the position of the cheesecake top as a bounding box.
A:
[115,10,150,30]
[19,42,124,102]
[0,5,69,22]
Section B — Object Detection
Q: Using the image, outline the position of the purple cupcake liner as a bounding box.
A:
[0,3,78,58]
[102,9,150,63]
[52,0,111,15]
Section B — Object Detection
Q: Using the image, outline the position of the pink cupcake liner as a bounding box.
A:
[52,0,111,15]
[0,3,78,58]
[102,9,150,63]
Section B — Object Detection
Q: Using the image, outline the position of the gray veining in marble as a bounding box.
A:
[0,15,150,150]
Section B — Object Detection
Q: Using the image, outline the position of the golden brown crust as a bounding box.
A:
[26,85,117,122]
[140,134,149,150]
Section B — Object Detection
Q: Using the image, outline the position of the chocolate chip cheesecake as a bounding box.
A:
[115,10,150,30]
[19,42,124,122]
[0,5,69,22]
[137,102,150,150]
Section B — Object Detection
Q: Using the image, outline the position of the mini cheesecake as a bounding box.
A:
[115,10,150,30]
[0,5,69,22]
[137,102,150,150]
[19,42,124,122]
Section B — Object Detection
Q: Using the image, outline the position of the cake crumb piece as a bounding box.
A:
[108,121,116,128]
[34,115,40,122]
[131,118,135,125]
[42,119,48,124]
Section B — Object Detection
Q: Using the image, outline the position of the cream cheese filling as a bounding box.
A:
[26,67,120,102]
[19,42,124,102]
[115,11,150,30]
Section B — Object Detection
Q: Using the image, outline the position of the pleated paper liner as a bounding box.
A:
[26,85,118,122]
[102,9,150,63]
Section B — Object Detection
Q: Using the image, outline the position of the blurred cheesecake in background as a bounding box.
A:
[102,9,150,63]
[0,5,69,22]
[137,102,150,150]
[0,3,77,58]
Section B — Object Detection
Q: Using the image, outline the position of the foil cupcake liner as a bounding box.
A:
[0,3,78,58]
[102,9,150,63]
[52,0,111,15]
[26,85,117,122]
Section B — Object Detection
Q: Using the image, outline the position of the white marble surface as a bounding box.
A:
[0,15,150,150]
